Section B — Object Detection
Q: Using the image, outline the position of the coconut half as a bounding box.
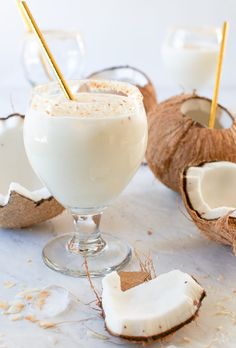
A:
[181,161,236,251]
[102,270,205,341]
[0,114,63,229]
[147,94,236,192]
[87,65,158,114]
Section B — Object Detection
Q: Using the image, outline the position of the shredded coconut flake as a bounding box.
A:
[3,280,16,289]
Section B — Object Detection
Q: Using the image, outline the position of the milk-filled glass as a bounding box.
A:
[24,80,147,277]
[162,26,221,91]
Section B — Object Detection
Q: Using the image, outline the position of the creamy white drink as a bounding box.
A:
[162,44,218,91]
[162,27,220,91]
[24,80,147,213]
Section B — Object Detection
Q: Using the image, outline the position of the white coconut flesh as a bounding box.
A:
[181,98,233,129]
[186,161,236,220]
[102,270,204,339]
[88,66,149,87]
[0,115,50,206]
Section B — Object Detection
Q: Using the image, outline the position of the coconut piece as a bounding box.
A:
[0,114,64,228]
[181,161,236,252]
[87,65,158,114]
[146,94,236,192]
[102,270,205,341]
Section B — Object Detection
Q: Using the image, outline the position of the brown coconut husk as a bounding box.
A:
[87,65,158,115]
[146,94,236,192]
[0,191,64,229]
[181,164,236,254]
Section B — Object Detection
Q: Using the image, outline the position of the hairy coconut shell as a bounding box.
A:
[146,94,236,192]
[87,65,158,115]
[0,191,64,229]
[181,163,236,254]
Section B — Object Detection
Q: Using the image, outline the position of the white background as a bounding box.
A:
[1,0,236,92]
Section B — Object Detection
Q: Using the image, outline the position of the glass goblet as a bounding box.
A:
[24,79,148,277]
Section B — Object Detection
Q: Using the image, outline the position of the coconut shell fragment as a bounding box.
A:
[181,161,236,253]
[146,94,236,192]
[0,191,64,229]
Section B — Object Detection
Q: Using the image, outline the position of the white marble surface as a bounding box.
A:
[1,84,236,347]
[0,165,236,348]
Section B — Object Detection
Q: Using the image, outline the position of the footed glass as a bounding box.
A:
[24,79,147,277]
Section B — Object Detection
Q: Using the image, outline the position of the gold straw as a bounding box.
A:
[208,22,229,129]
[19,1,75,100]
[16,0,31,32]
[17,0,53,81]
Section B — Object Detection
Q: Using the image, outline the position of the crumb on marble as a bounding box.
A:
[25,315,38,323]
[36,290,50,310]
[39,321,56,329]
[0,301,9,310]
[5,302,25,314]
[147,230,153,236]
[10,314,23,321]
[3,280,16,289]
[16,288,40,300]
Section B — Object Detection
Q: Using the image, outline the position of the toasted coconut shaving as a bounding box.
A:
[35,290,50,310]
[3,280,16,289]
[39,321,56,329]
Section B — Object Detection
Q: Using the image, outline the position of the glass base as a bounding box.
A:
[42,233,132,277]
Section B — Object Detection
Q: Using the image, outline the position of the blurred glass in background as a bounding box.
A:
[22,30,85,86]
[162,26,221,92]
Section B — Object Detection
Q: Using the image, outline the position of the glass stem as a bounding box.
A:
[67,212,106,256]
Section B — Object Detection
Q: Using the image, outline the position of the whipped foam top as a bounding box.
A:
[31,80,143,118]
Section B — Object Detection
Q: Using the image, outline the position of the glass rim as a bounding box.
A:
[29,79,144,119]
[24,29,84,38]
[32,79,143,101]
[166,25,221,33]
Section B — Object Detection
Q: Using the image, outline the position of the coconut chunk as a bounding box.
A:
[102,270,205,340]
[181,161,236,251]
[0,114,63,229]
[185,161,236,220]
